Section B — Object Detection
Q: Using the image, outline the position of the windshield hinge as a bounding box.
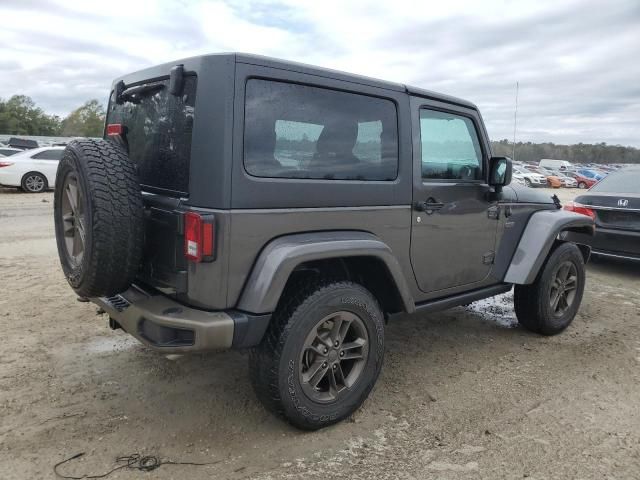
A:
[169,64,185,96]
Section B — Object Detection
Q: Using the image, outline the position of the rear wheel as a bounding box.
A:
[21,172,47,193]
[249,280,385,430]
[514,242,585,335]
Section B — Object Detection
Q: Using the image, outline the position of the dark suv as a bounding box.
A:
[53,53,594,430]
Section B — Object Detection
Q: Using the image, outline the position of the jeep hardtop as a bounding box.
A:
[54,53,594,429]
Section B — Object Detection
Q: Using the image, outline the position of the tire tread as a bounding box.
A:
[514,242,585,336]
[54,139,143,298]
[249,278,383,429]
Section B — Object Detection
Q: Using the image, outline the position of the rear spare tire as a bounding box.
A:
[54,139,143,298]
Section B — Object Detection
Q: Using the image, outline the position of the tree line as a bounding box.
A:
[492,139,640,165]
[1,95,638,164]
[0,95,105,138]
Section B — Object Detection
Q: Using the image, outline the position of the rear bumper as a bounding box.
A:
[568,227,640,260]
[92,285,270,353]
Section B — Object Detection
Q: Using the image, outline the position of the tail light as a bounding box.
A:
[184,212,215,262]
[563,201,596,220]
[106,123,123,136]
[0,161,14,167]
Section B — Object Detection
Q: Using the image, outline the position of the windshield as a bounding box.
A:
[589,169,640,194]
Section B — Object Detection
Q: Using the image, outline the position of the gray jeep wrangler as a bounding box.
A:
[54,53,594,430]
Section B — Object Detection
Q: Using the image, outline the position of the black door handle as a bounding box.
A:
[414,198,445,212]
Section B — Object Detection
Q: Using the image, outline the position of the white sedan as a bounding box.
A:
[0,146,65,193]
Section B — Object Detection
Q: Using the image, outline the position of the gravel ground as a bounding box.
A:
[1,187,639,479]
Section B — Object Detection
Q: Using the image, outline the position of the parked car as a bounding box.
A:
[513,165,547,187]
[565,166,640,261]
[0,147,23,157]
[510,172,526,186]
[6,137,39,150]
[534,166,563,188]
[0,146,64,192]
[52,53,594,430]
[566,171,598,189]
[550,170,578,188]
[539,159,572,171]
[578,168,605,181]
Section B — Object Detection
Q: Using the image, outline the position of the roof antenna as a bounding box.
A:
[512,81,519,161]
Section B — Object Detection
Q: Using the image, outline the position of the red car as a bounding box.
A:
[567,172,597,189]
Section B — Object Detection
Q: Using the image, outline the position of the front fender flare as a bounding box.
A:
[236,231,415,314]
[503,209,594,285]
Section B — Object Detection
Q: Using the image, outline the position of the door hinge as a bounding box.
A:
[482,251,495,265]
[487,205,500,220]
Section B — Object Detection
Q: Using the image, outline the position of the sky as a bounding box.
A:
[1,0,639,146]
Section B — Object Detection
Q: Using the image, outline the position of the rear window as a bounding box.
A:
[0,149,20,156]
[590,169,640,194]
[106,75,197,195]
[244,79,398,181]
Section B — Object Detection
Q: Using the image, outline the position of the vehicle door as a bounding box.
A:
[409,97,500,294]
[32,149,63,184]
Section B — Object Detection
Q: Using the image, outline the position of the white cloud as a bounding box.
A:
[0,0,638,146]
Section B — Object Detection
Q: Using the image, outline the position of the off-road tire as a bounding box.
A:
[54,139,143,298]
[21,171,48,193]
[249,280,385,430]
[514,242,585,335]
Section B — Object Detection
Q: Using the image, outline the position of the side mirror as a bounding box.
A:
[489,156,512,192]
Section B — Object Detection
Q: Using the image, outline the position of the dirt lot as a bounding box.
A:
[1,187,639,479]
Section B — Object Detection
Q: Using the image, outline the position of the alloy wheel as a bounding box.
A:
[549,261,578,317]
[24,174,45,192]
[60,173,86,266]
[299,311,369,403]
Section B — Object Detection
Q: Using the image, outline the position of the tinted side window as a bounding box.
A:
[420,109,483,181]
[244,79,398,181]
[33,149,63,160]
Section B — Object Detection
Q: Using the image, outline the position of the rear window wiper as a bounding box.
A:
[116,81,164,104]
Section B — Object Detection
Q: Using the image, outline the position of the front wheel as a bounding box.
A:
[514,242,586,335]
[578,182,587,189]
[524,178,532,187]
[249,280,385,430]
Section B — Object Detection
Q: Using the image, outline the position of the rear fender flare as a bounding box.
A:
[503,209,594,285]
[236,231,414,314]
